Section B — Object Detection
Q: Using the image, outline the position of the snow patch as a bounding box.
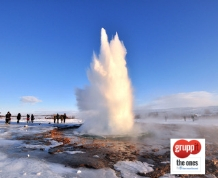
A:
[21,139,63,152]
[0,151,63,178]
[49,163,118,178]
[159,173,179,178]
[0,151,118,178]
[93,155,99,158]
[114,161,153,178]
[64,151,85,154]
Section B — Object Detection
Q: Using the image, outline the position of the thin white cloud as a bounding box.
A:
[144,91,218,109]
[20,96,42,104]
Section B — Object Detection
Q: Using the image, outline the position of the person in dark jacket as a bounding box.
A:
[60,115,63,123]
[5,112,11,124]
[17,113,21,123]
[53,114,56,123]
[63,113,67,123]
[191,115,195,122]
[5,113,8,124]
[27,114,30,123]
[31,114,34,123]
[56,113,59,124]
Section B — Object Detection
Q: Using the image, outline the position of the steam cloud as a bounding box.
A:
[76,28,134,135]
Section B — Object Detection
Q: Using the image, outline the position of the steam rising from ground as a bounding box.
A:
[76,28,134,135]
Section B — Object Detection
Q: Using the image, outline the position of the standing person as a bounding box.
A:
[63,113,67,123]
[5,113,8,124]
[27,114,30,123]
[191,115,194,122]
[8,112,11,124]
[164,116,167,122]
[5,111,11,124]
[56,113,59,124]
[31,114,34,123]
[17,113,21,123]
[60,115,63,123]
[53,114,56,123]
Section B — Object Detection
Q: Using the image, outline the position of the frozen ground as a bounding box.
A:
[0,118,157,178]
[0,116,217,177]
[0,118,118,178]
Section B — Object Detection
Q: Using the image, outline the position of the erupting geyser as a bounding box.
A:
[76,28,134,134]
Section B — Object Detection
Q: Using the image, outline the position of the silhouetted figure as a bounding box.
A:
[53,115,56,123]
[183,116,186,121]
[60,115,63,123]
[5,111,11,124]
[17,113,21,123]
[63,113,67,123]
[9,112,11,124]
[191,115,195,122]
[56,113,59,124]
[27,114,30,123]
[31,114,34,123]
[165,116,167,122]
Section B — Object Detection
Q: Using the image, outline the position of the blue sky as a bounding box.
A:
[1,0,218,114]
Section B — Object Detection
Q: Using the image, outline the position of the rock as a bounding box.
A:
[93,155,99,158]
[57,124,83,130]
[212,159,218,165]
[152,148,159,152]
[48,146,63,154]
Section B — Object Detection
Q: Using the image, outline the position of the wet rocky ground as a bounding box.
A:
[12,123,218,178]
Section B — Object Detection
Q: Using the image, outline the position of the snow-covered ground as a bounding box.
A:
[0,118,166,178]
[0,150,118,178]
[0,118,118,178]
[0,116,217,177]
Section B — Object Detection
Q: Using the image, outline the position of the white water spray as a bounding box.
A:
[76,28,134,134]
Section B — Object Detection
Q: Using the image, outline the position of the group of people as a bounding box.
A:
[53,113,67,124]
[4,112,68,124]
[5,112,35,124]
[164,115,197,122]
[26,114,35,123]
